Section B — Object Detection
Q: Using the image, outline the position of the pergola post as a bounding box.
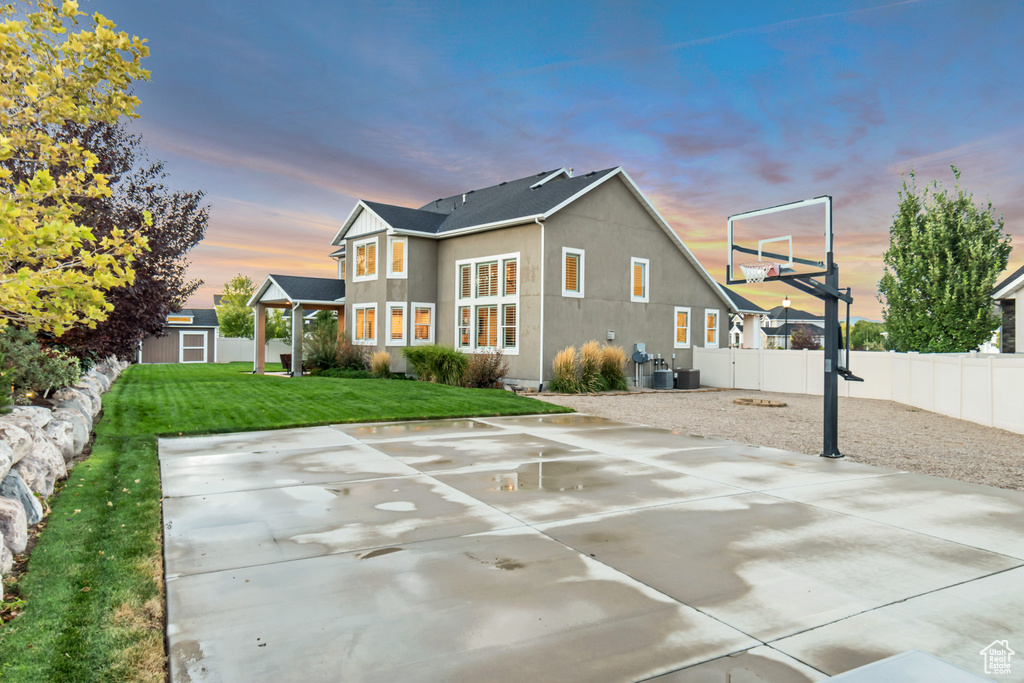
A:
[291,303,304,377]
[254,304,267,374]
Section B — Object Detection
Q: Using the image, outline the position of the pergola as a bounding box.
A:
[247,274,346,376]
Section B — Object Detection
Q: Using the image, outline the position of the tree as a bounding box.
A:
[879,168,1011,352]
[50,124,208,360]
[850,321,885,350]
[0,0,150,334]
[216,274,256,338]
[790,325,820,350]
[266,310,291,343]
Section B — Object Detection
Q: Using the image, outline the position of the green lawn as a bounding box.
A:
[0,362,569,681]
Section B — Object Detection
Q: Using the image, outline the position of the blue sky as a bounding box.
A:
[89,0,1024,318]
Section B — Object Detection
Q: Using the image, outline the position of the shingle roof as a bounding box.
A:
[720,287,766,314]
[347,167,619,238]
[269,274,346,302]
[764,322,825,336]
[765,305,823,321]
[174,309,219,327]
[994,263,1024,298]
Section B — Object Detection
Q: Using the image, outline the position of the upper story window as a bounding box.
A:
[337,257,346,280]
[354,237,377,282]
[387,236,407,279]
[562,247,584,298]
[631,257,649,303]
[705,309,720,348]
[456,252,520,354]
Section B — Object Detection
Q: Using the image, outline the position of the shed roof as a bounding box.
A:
[168,308,219,327]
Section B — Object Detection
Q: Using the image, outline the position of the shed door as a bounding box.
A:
[180,331,208,363]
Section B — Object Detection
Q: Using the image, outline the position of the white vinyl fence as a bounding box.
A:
[216,337,291,363]
[694,347,1024,435]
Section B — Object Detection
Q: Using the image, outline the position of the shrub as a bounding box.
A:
[464,351,509,389]
[337,333,368,370]
[579,340,604,392]
[599,344,629,391]
[0,328,82,402]
[790,325,821,351]
[402,345,468,386]
[370,351,392,378]
[309,367,374,379]
[303,317,340,370]
[549,346,579,393]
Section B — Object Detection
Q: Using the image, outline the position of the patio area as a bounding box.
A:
[160,414,1024,682]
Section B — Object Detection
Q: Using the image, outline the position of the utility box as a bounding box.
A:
[675,369,700,390]
[652,369,674,390]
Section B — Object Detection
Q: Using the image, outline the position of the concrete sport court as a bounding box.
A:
[160,414,1024,682]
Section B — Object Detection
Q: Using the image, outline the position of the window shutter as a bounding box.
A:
[391,240,404,274]
[504,259,517,295]
[460,264,472,298]
[565,254,578,292]
[390,307,403,341]
[633,263,644,297]
[366,242,376,275]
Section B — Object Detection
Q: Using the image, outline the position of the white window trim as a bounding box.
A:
[352,303,377,345]
[179,329,208,363]
[454,251,520,355]
[337,257,345,280]
[411,302,435,345]
[674,306,691,349]
[705,308,720,349]
[630,257,649,303]
[387,236,408,279]
[353,236,378,283]
[385,301,406,347]
[561,246,585,298]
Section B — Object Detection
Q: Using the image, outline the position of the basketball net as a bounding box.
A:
[739,262,777,284]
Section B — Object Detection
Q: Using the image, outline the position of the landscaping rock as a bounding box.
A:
[0,421,33,465]
[72,383,102,418]
[53,396,93,432]
[0,531,12,574]
[12,429,67,498]
[87,369,111,393]
[1,472,43,525]
[50,409,90,454]
[0,441,12,480]
[44,419,77,465]
[53,387,97,423]
[11,406,52,429]
[0,496,28,555]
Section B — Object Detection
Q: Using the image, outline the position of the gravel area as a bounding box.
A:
[537,389,1024,492]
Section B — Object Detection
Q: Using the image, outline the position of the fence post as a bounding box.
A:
[988,357,995,428]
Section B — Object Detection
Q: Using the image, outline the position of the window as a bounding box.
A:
[455,252,519,354]
[562,247,584,298]
[502,304,516,349]
[631,257,649,303]
[353,304,376,344]
[354,237,377,282]
[337,257,345,280]
[412,303,435,344]
[705,309,719,348]
[458,306,472,349]
[477,261,498,297]
[387,237,407,279]
[385,302,406,346]
[674,307,691,349]
[477,306,498,348]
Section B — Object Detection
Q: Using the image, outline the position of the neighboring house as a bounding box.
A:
[263,166,734,386]
[138,309,219,364]
[763,322,824,349]
[761,304,825,349]
[721,287,767,348]
[994,263,1024,353]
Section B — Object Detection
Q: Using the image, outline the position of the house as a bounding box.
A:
[252,166,736,385]
[137,309,219,364]
[721,287,767,348]
[247,275,347,370]
[994,263,1024,353]
[760,304,825,349]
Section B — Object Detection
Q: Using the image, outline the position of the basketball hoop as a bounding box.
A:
[740,262,777,284]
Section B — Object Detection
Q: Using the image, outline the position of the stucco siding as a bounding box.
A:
[542,175,728,379]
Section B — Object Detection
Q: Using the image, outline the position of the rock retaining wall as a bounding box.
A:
[0,358,129,597]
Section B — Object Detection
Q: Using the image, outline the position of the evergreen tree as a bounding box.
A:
[878,167,1011,352]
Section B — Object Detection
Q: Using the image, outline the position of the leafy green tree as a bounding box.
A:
[850,321,885,350]
[790,325,820,350]
[215,274,255,338]
[0,0,150,334]
[879,168,1011,352]
[266,310,291,343]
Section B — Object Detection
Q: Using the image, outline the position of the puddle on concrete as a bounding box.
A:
[360,547,404,560]
[465,552,525,571]
[171,639,208,682]
[491,460,612,493]
[374,501,417,512]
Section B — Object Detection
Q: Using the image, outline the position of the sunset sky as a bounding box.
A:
[89,0,1024,319]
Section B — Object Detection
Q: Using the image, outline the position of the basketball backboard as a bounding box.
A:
[726,196,832,285]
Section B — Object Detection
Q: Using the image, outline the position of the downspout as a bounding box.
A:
[536,217,545,389]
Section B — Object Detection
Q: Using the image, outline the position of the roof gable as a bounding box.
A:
[247,275,346,307]
[994,263,1024,299]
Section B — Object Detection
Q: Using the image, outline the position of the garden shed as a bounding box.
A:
[137,309,220,364]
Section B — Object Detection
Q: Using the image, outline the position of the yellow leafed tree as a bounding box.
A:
[0,0,151,334]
